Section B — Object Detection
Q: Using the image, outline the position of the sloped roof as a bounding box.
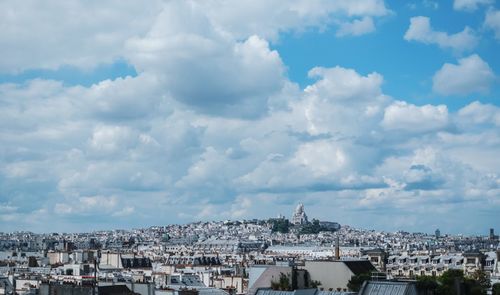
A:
[358,281,418,295]
[294,289,318,295]
[362,248,386,255]
[98,285,139,295]
[255,289,354,295]
[342,261,376,275]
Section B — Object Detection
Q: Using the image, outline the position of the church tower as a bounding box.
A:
[291,203,308,225]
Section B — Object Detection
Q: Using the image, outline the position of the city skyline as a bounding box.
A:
[1,0,500,234]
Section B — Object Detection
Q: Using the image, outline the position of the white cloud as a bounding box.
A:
[199,0,388,40]
[81,74,163,121]
[382,101,449,132]
[0,204,17,213]
[336,17,375,37]
[485,9,500,40]
[89,126,136,153]
[1,0,500,235]
[404,16,477,52]
[0,0,162,73]
[2,62,499,232]
[432,54,495,96]
[453,0,492,11]
[305,66,383,101]
[294,66,388,137]
[113,206,135,217]
[457,101,500,126]
[125,2,286,118]
[1,0,500,233]
[0,0,390,74]
[291,140,349,177]
[55,196,118,215]
[423,0,439,10]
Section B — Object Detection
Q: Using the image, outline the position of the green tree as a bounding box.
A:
[469,269,490,291]
[270,219,290,233]
[416,275,439,295]
[347,272,371,292]
[310,280,322,289]
[413,269,490,295]
[271,273,292,291]
[436,269,464,295]
[492,283,500,295]
[464,278,487,295]
[299,219,322,234]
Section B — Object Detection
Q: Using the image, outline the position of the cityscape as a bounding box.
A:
[1,0,500,294]
[0,204,499,294]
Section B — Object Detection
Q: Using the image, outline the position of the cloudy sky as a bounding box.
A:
[1,0,499,234]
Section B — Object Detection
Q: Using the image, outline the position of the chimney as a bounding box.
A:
[335,236,340,260]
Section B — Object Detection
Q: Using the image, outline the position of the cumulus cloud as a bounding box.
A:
[382,101,449,132]
[199,0,388,40]
[305,66,383,102]
[125,2,286,118]
[293,66,388,137]
[457,101,500,126]
[453,0,493,11]
[1,0,500,233]
[432,54,495,96]
[0,0,390,74]
[1,62,499,233]
[80,73,163,121]
[336,17,375,37]
[55,196,118,215]
[485,9,500,40]
[404,16,478,52]
[0,0,162,73]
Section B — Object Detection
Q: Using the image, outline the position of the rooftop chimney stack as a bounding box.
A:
[335,235,340,260]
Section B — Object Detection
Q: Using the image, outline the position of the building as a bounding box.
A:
[358,281,418,295]
[490,228,497,240]
[248,260,310,295]
[255,289,354,295]
[361,249,387,271]
[385,251,487,278]
[292,204,308,225]
[302,260,376,292]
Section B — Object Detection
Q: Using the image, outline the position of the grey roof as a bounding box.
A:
[166,285,229,295]
[343,261,376,275]
[99,285,138,295]
[316,291,355,295]
[358,281,418,295]
[294,289,318,295]
[256,289,354,295]
[255,290,294,295]
[362,248,386,254]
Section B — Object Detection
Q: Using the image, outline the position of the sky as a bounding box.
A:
[0,0,499,234]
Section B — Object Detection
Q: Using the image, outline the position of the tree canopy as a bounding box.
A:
[415,269,489,295]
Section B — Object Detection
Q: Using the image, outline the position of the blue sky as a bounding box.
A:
[0,0,499,234]
[275,0,500,110]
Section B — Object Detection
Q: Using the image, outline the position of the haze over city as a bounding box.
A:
[1,0,499,236]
